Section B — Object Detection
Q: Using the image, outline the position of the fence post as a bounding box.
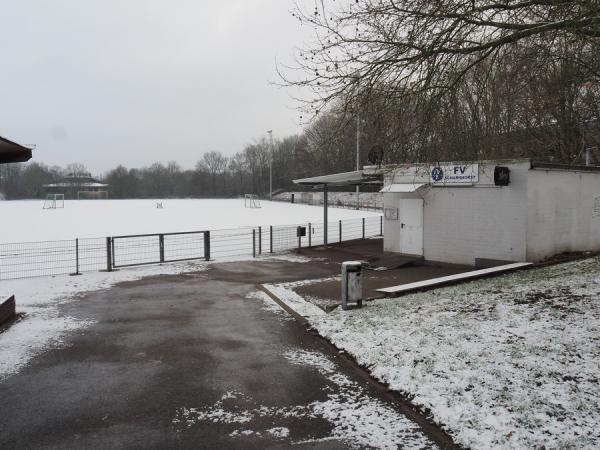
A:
[339,220,342,243]
[380,216,383,236]
[269,226,273,253]
[258,226,262,255]
[362,218,365,239]
[252,229,256,258]
[308,223,312,248]
[106,237,112,272]
[159,234,165,263]
[74,238,80,275]
[204,231,211,260]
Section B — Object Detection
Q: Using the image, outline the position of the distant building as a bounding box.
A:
[43,173,109,199]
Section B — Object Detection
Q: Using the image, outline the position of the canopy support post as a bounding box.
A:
[323,184,328,247]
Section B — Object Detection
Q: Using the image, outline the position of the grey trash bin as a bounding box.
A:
[341,261,363,310]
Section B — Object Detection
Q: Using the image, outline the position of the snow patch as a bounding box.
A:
[266,427,290,438]
[262,283,327,320]
[0,261,207,380]
[258,253,321,263]
[173,347,434,449]
[245,290,292,321]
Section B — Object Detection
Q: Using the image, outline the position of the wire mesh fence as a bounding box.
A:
[0,216,383,280]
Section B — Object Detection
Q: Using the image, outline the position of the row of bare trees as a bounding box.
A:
[3,1,599,198]
[0,127,366,199]
[281,0,600,164]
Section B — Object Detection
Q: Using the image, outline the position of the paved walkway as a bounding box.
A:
[0,258,443,449]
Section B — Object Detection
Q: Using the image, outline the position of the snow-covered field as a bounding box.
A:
[0,199,379,380]
[268,258,600,449]
[0,199,381,242]
[0,199,381,280]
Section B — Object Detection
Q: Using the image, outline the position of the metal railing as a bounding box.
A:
[271,196,383,212]
[0,216,383,280]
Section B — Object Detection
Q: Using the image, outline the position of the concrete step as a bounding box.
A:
[376,262,532,296]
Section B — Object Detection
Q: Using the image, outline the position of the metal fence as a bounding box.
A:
[0,216,383,280]
[110,231,210,269]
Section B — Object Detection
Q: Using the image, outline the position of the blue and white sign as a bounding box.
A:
[429,164,478,184]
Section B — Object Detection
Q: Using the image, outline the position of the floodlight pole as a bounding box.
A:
[355,103,360,209]
[267,130,273,200]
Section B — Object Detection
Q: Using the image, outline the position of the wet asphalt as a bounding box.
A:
[0,258,440,449]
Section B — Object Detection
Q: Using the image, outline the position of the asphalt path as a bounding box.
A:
[0,260,439,449]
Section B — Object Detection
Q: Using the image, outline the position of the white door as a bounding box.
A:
[399,198,423,256]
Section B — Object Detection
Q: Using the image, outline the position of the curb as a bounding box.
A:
[257,283,462,450]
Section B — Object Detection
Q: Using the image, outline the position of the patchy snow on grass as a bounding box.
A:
[0,261,207,380]
[173,348,435,449]
[273,257,600,449]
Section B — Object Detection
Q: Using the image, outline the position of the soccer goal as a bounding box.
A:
[77,190,108,200]
[244,194,261,208]
[43,194,65,209]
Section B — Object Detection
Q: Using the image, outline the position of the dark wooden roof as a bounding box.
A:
[0,135,33,164]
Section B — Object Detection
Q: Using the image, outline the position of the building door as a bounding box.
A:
[399,198,423,256]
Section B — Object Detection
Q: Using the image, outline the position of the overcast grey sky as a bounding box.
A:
[0,1,312,173]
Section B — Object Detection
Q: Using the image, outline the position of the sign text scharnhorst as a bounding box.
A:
[430,164,479,184]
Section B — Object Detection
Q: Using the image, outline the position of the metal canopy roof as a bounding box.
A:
[0,135,33,164]
[380,183,427,193]
[293,170,382,186]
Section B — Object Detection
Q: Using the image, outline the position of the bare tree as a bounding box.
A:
[65,162,89,178]
[228,152,247,195]
[282,0,600,114]
[202,151,228,195]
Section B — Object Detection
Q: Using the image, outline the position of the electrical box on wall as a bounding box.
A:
[494,166,510,186]
[384,207,399,220]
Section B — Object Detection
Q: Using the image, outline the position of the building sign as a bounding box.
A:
[430,164,479,184]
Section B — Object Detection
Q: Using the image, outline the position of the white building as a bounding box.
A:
[374,159,600,266]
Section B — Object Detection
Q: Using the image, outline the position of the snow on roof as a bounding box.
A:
[294,170,382,186]
[43,182,108,188]
[379,183,427,193]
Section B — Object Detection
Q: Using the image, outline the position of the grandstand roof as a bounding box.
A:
[0,135,33,164]
[293,170,382,186]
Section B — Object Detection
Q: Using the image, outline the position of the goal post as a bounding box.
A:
[43,194,65,209]
[77,190,109,200]
[244,194,261,208]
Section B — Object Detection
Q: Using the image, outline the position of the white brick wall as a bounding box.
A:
[383,162,530,266]
[527,170,600,260]
[422,163,529,265]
